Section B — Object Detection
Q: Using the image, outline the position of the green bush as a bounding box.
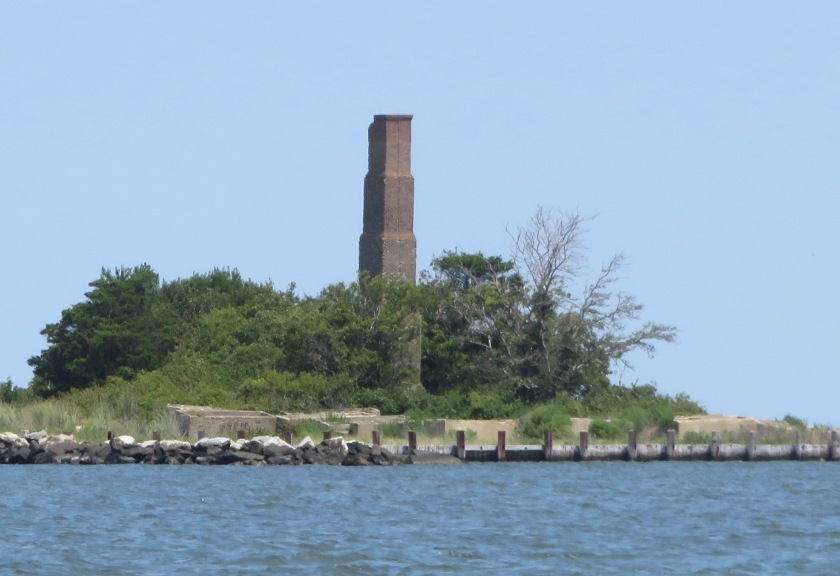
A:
[617,406,648,432]
[467,390,519,420]
[649,404,676,431]
[589,418,625,440]
[519,405,571,441]
[783,414,807,429]
[1,379,35,405]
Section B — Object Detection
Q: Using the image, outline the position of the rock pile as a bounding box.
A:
[0,431,400,466]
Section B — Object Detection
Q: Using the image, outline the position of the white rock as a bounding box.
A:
[230,440,244,451]
[0,432,23,446]
[48,434,75,443]
[262,437,293,449]
[159,440,192,452]
[26,430,48,441]
[140,440,157,448]
[196,437,231,449]
[297,436,315,449]
[113,435,136,448]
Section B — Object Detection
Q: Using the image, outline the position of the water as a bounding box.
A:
[2,462,839,575]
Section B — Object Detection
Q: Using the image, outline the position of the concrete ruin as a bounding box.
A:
[675,414,793,439]
[167,405,277,440]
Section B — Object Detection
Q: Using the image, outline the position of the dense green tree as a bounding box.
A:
[25,206,679,417]
[419,251,526,394]
[282,274,422,390]
[29,265,176,396]
[420,207,675,403]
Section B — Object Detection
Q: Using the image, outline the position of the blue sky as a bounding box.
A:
[2,3,838,424]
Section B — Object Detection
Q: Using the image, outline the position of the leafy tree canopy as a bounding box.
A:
[24,207,689,422]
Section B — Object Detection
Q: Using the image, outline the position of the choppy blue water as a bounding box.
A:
[2,462,839,575]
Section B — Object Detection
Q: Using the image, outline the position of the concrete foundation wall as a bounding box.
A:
[168,405,277,440]
[675,414,792,439]
[443,419,518,440]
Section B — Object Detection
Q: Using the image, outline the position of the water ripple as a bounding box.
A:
[1,463,839,574]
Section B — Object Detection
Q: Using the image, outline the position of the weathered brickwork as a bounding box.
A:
[359,114,416,284]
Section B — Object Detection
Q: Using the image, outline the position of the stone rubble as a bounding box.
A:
[0,431,401,466]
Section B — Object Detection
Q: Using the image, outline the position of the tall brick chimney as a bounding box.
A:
[359,114,416,284]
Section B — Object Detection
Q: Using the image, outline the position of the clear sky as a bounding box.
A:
[2,3,838,424]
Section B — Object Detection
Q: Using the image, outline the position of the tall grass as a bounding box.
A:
[0,399,184,442]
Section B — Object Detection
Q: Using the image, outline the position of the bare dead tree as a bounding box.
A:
[509,206,676,391]
[509,206,586,297]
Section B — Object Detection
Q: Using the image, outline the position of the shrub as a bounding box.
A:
[519,405,571,441]
[467,390,516,420]
[783,414,807,429]
[589,418,625,440]
[618,406,649,432]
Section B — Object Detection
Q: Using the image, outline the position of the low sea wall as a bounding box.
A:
[379,429,840,463]
[2,428,837,465]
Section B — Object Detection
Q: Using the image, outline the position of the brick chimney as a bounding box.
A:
[359,114,416,284]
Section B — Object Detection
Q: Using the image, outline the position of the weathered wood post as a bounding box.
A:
[543,430,553,462]
[237,430,246,440]
[372,430,381,446]
[284,430,293,445]
[153,430,161,442]
[107,431,113,441]
[665,429,676,460]
[709,430,721,460]
[497,431,506,462]
[626,430,637,461]
[793,429,802,460]
[323,431,332,441]
[197,429,205,440]
[747,431,757,461]
[456,430,466,461]
[349,423,359,437]
[578,431,589,461]
[829,430,839,461]
[408,430,417,454]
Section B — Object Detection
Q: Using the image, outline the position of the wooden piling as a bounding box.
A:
[543,430,553,462]
[284,430,293,445]
[408,430,417,454]
[107,431,113,441]
[456,430,466,461]
[709,430,721,460]
[349,423,359,437]
[323,431,332,441]
[372,430,381,446]
[152,430,161,442]
[577,431,589,461]
[747,431,757,460]
[197,430,205,440]
[497,430,506,462]
[237,430,246,440]
[626,430,637,461]
[793,430,802,460]
[665,429,676,460]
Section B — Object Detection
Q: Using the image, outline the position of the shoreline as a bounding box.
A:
[2,429,838,465]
